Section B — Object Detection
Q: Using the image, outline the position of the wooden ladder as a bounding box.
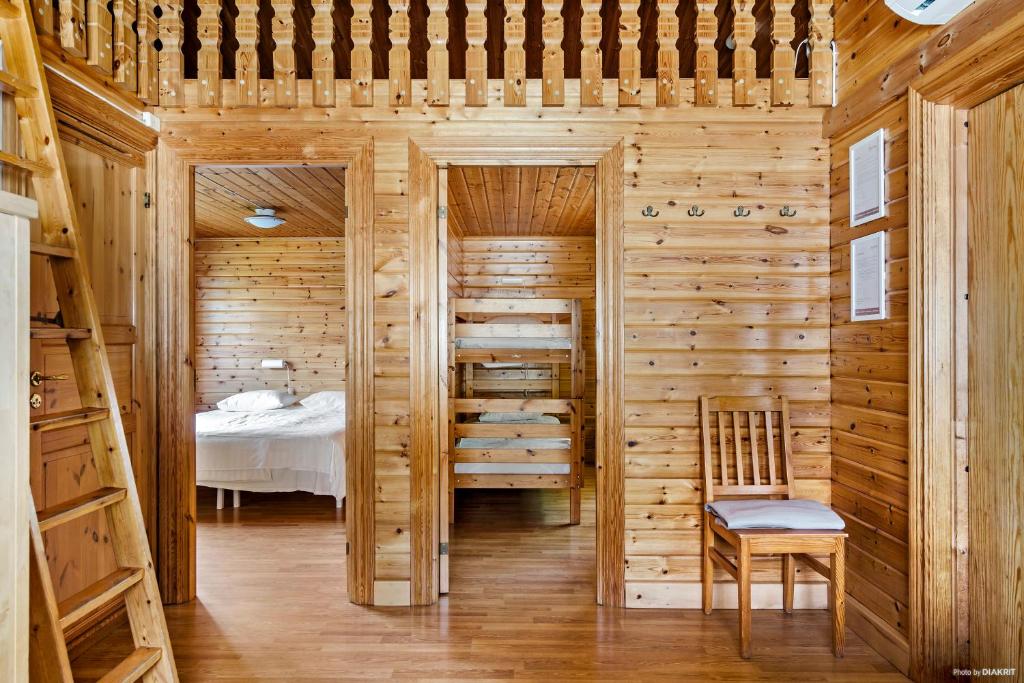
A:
[0,0,178,680]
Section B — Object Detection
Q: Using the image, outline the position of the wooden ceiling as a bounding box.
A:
[448,166,596,237]
[194,166,346,238]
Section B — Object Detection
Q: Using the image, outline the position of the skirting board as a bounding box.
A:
[846,593,910,674]
[373,580,411,606]
[625,582,828,609]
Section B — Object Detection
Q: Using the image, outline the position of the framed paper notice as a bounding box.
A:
[849,129,887,227]
[850,231,886,322]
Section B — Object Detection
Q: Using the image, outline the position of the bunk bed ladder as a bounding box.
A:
[0,0,178,679]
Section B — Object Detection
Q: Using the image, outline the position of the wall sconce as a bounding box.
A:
[262,359,293,394]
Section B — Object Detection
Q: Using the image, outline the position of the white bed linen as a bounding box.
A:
[453,436,571,475]
[196,404,346,501]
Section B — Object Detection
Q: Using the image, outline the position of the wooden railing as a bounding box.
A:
[31,0,835,110]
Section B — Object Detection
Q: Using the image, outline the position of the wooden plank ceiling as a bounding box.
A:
[194,166,346,238]
[448,166,596,237]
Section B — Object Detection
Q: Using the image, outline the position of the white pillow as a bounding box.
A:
[216,390,298,412]
[478,412,559,424]
[300,390,346,412]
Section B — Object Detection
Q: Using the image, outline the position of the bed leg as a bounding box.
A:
[216,488,225,510]
[336,496,343,509]
[570,485,581,526]
[233,489,241,508]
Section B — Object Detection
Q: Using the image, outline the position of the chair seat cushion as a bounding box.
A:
[705,499,845,530]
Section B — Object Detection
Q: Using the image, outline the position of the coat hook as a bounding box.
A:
[687,205,705,217]
[780,206,798,217]
[641,205,660,218]
[734,206,751,218]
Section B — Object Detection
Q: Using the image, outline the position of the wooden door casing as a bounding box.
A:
[967,82,1024,672]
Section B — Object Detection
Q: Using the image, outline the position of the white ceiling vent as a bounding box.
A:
[885,0,975,25]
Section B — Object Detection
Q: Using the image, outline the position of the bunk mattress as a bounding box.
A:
[453,415,572,475]
[454,314,571,368]
[196,404,346,501]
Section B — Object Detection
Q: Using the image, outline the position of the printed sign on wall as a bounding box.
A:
[849,129,887,227]
[851,231,887,322]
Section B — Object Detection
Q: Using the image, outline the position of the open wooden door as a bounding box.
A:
[438,166,450,595]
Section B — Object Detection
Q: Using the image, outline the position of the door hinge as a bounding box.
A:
[143,192,152,209]
[437,206,448,220]
[346,541,350,555]
[439,542,448,556]
[344,206,349,219]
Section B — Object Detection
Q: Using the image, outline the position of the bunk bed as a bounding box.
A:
[447,298,585,524]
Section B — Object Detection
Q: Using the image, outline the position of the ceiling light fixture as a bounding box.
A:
[244,208,285,229]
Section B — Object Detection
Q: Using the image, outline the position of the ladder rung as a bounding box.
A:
[0,149,51,176]
[30,327,92,340]
[57,567,144,630]
[30,242,75,259]
[97,647,163,683]
[30,406,109,432]
[37,486,126,533]
[0,69,36,97]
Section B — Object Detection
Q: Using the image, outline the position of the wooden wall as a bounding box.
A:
[193,238,347,410]
[156,82,830,607]
[451,235,597,459]
[28,80,157,642]
[828,100,910,668]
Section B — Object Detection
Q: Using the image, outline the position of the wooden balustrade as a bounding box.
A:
[33,0,835,110]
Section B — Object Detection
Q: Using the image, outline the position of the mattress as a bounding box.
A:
[453,436,571,475]
[196,404,346,501]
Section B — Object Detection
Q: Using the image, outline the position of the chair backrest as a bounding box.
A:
[699,396,796,503]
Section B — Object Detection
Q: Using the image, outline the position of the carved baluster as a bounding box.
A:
[136,0,159,103]
[808,0,833,107]
[32,0,54,35]
[732,0,755,106]
[312,0,335,106]
[389,0,411,105]
[541,0,563,106]
[58,0,85,57]
[771,0,795,106]
[235,0,259,107]
[465,0,486,106]
[694,0,717,106]
[158,0,183,105]
[87,0,113,72]
[272,0,296,106]
[618,0,640,106]
[579,0,601,106]
[504,0,526,105]
[113,0,138,91]
[351,0,373,105]
[655,0,678,106]
[197,0,221,106]
[426,0,449,105]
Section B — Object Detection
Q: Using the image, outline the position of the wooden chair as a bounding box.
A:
[699,396,847,659]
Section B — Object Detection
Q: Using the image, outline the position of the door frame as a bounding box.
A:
[904,5,1024,678]
[154,133,376,605]
[407,137,626,607]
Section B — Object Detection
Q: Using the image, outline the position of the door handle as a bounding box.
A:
[30,371,69,386]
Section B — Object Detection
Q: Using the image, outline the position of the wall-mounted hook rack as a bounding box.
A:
[641,205,660,218]
[734,206,751,218]
[687,205,705,217]
[779,206,798,217]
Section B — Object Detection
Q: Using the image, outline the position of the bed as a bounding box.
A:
[447,298,584,524]
[196,395,346,509]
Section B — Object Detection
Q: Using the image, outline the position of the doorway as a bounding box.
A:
[406,138,625,607]
[441,165,598,595]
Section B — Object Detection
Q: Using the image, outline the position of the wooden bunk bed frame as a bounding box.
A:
[447,298,585,524]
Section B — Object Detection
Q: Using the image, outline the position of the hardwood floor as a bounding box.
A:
[73,472,906,680]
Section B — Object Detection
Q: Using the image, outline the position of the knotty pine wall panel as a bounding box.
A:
[194,238,346,410]
[159,94,830,604]
[828,97,911,675]
[455,235,597,460]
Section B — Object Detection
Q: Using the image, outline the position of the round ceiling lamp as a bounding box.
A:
[244,208,285,229]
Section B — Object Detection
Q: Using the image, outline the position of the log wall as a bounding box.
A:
[193,237,347,410]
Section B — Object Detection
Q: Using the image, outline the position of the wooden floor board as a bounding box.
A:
[73,470,905,680]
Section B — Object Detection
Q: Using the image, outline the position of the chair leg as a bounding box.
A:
[782,553,795,614]
[738,540,752,659]
[831,538,846,658]
[701,514,714,614]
